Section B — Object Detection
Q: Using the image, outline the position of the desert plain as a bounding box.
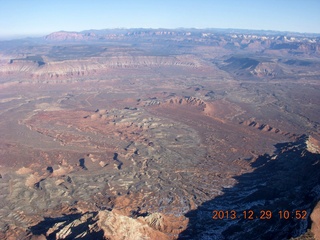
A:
[0,29,320,239]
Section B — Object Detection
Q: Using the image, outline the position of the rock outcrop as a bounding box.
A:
[27,209,186,240]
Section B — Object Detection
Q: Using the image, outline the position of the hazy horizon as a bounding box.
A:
[1,27,320,41]
[0,0,319,39]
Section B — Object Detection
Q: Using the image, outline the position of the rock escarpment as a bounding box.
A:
[1,55,201,81]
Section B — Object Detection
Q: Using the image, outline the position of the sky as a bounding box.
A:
[0,0,319,38]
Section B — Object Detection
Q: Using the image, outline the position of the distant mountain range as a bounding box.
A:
[0,28,319,83]
[44,28,320,40]
[43,28,320,55]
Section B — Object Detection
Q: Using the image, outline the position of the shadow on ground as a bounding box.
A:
[179,136,320,240]
[29,212,104,240]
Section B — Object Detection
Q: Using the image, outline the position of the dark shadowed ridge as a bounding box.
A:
[179,135,320,240]
[28,212,104,240]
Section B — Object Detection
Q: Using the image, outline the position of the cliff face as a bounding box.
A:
[0,55,201,81]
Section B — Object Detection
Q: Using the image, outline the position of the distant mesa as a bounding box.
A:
[2,55,201,82]
[44,31,96,41]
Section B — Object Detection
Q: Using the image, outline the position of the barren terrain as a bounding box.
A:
[0,29,320,239]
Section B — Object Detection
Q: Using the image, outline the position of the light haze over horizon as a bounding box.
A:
[0,0,319,39]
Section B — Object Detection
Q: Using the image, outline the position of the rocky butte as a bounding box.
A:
[0,28,319,239]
